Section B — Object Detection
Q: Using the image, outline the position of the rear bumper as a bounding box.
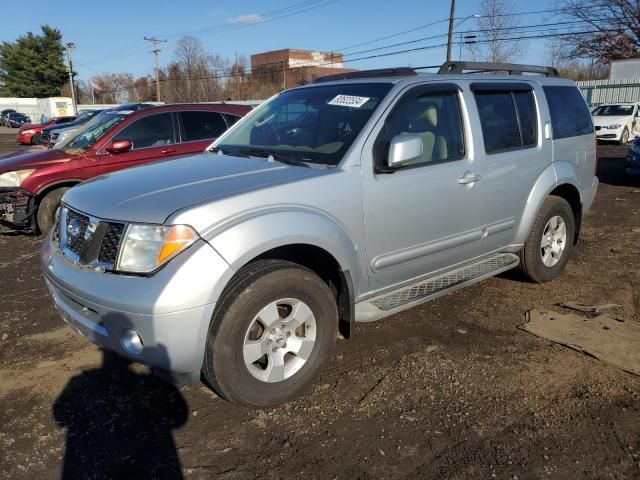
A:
[0,188,35,230]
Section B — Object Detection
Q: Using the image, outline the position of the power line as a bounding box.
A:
[144,37,167,101]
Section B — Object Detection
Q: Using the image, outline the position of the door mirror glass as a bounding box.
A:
[106,139,133,154]
[388,134,423,168]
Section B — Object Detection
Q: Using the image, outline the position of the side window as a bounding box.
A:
[180,111,228,142]
[113,113,176,149]
[374,88,465,168]
[223,113,241,126]
[514,91,537,147]
[475,92,522,153]
[543,86,593,139]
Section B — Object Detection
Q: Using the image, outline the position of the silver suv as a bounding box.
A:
[42,62,598,407]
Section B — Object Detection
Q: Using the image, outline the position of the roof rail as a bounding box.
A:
[313,67,417,83]
[438,61,559,77]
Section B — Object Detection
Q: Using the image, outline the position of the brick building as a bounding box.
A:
[251,49,356,87]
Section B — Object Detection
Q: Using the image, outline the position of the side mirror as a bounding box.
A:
[106,139,132,154]
[388,134,423,168]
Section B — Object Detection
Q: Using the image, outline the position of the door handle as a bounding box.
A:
[458,173,481,185]
[160,148,176,154]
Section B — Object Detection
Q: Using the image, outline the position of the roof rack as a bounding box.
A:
[313,67,417,83]
[438,61,559,77]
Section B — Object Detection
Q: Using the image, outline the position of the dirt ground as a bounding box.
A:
[1,132,639,479]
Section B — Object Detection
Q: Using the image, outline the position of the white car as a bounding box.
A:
[592,103,640,144]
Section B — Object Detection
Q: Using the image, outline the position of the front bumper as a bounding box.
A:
[595,128,622,141]
[41,232,236,381]
[0,187,35,230]
[16,132,33,144]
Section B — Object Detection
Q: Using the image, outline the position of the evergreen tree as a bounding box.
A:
[0,25,68,97]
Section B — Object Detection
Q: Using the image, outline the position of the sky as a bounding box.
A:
[0,0,562,82]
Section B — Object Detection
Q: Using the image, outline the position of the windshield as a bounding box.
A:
[216,83,393,166]
[63,112,129,154]
[592,105,634,116]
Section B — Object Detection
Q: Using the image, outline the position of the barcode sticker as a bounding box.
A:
[327,95,370,108]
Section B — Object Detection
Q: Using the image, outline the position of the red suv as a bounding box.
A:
[17,116,77,145]
[0,103,250,232]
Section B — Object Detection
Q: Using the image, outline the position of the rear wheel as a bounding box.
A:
[518,196,575,283]
[36,187,68,234]
[203,260,337,407]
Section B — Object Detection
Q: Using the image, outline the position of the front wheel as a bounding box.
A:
[36,187,69,234]
[30,133,41,145]
[620,127,629,145]
[518,196,575,283]
[203,260,338,407]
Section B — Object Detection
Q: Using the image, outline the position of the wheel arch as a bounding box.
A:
[514,164,583,245]
[207,210,361,339]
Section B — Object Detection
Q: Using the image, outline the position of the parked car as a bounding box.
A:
[5,112,31,128]
[625,137,640,175]
[40,109,103,146]
[592,102,640,144]
[0,103,250,232]
[16,116,77,145]
[40,62,599,407]
[0,108,17,126]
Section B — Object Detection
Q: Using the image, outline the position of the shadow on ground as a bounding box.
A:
[53,349,188,480]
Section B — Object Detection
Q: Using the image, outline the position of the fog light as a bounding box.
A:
[121,328,144,355]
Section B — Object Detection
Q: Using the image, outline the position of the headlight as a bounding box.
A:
[0,169,35,187]
[605,124,622,130]
[116,224,198,273]
[21,129,36,135]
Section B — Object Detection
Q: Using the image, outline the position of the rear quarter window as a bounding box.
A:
[543,86,593,139]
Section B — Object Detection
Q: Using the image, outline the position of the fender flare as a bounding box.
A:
[513,161,581,245]
[205,206,360,275]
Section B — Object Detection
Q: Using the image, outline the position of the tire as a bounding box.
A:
[36,187,69,234]
[203,259,338,407]
[619,127,629,145]
[518,196,575,283]
[30,133,41,145]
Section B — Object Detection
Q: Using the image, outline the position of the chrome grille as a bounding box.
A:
[59,205,126,270]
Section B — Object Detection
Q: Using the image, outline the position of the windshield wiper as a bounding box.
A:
[235,147,321,169]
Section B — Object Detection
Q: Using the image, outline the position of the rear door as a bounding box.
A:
[177,110,230,155]
[100,112,179,174]
[467,82,551,251]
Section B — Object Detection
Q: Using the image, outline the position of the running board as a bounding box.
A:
[355,253,519,322]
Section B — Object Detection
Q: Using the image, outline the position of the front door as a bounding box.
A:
[100,112,180,175]
[362,84,485,292]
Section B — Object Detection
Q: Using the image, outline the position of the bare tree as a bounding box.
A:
[562,0,640,62]
[469,0,525,63]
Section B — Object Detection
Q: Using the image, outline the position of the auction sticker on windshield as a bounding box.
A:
[328,95,370,108]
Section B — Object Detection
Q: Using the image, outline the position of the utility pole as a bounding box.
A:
[65,42,77,114]
[446,0,456,62]
[144,36,167,102]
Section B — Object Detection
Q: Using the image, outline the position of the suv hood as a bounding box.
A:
[0,147,69,172]
[63,153,328,225]
[593,115,630,127]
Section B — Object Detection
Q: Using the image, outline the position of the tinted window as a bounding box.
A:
[475,92,521,153]
[223,113,241,126]
[374,89,465,167]
[514,91,537,146]
[543,86,593,139]
[113,113,176,149]
[180,111,227,142]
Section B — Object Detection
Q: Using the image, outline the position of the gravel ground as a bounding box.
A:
[0,135,639,479]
